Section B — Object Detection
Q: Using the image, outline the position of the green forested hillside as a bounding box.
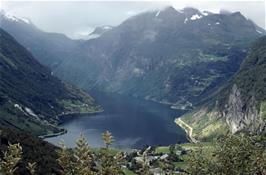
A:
[0,28,102,135]
[179,36,266,141]
[217,36,266,108]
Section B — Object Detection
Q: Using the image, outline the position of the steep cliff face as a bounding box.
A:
[224,84,264,134]
[180,36,266,141]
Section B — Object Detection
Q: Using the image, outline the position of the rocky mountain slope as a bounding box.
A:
[1,7,265,109]
[179,36,266,141]
[82,7,265,108]
[0,28,101,135]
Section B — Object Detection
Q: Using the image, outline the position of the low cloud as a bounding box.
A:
[1,1,265,39]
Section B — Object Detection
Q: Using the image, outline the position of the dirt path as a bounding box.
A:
[175,118,198,143]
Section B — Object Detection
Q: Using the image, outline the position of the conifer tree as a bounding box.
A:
[57,135,95,175]
[98,131,124,175]
[0,143,22,175]
[102,130,113,149]
[57,141,74,175]
[27,162,37,175]
[73,134,95,175]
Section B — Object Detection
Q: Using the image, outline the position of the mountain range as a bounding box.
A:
[1,7,264,111]
[0,6,265,138]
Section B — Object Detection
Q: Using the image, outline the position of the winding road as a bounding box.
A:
[175,118,198,143]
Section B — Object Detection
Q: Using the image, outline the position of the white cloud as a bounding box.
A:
[1,1,265,39]
[125,10,138,16]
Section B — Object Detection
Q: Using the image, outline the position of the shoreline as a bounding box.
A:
[38,129,67,139]
[39,109,104,139]
[175,118,198,143]
[56,109,104,118]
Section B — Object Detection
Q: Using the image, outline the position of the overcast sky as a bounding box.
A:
[1,1,265,39]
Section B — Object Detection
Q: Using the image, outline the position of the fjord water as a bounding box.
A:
[46,92,188,149]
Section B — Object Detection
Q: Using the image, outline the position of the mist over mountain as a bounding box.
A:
[87,26,114,40]
[0,28,101,135]
[1,7,264,110]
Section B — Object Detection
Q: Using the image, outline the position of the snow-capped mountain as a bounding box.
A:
[0,10,32,24]
[1,6,265,110]
[81,6,265,108]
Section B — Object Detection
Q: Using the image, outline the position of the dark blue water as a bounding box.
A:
[46,92,188,149]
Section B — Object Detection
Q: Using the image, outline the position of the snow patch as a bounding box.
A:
[190,14,202,20]
[215,22,220,25]
[25,107,38,117]
[14,104,23,111]
[20,18,30,24]
[14,104,27,115]
[184,18,188,24]
[155,10,161,17]
[256,30,263,34]
[208,23,211,26]
[103,26,112,30]
[14,104,39,118]
[4,13,19,22]
[4,13,30,24]
[202,11,209,16]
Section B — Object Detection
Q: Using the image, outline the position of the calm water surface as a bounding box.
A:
[46,92,188,149]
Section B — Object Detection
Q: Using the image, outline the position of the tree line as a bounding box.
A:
[1,131,266,175]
